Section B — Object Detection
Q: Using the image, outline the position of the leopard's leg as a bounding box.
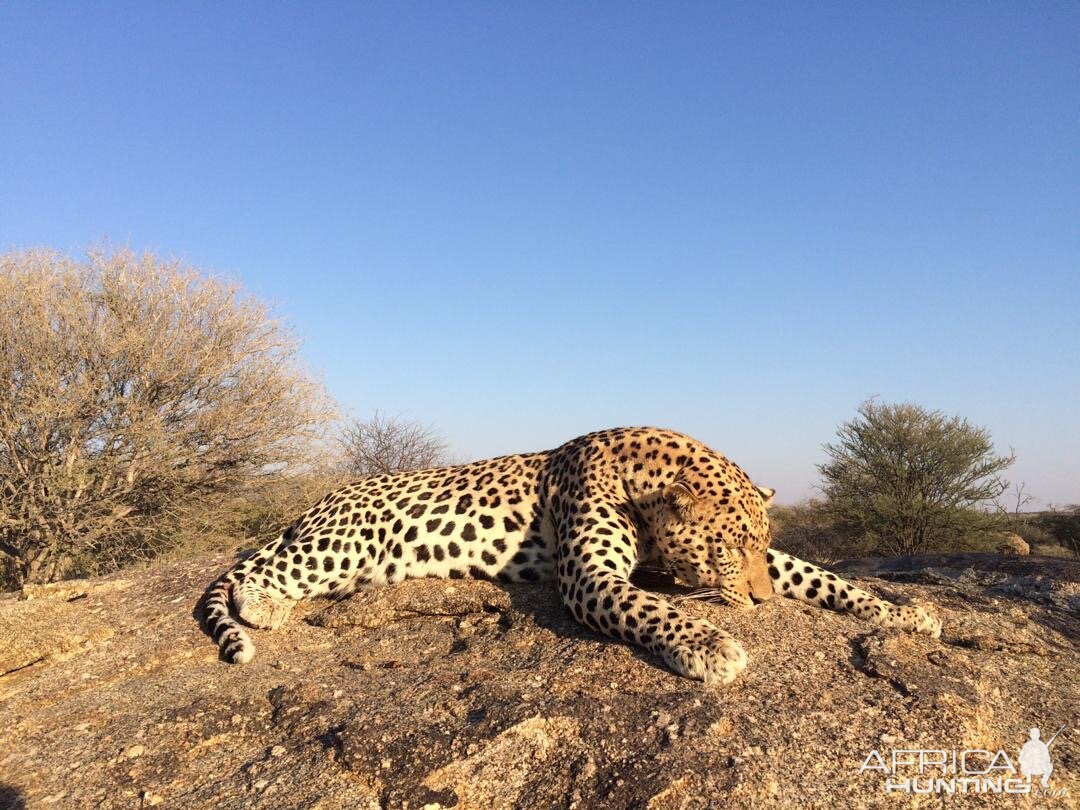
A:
[555,502,748,685]
[204,529,301,663]
[233,578,295,630]
[766,549,941,637]
[206,497,387,662]
[233,526,380,630]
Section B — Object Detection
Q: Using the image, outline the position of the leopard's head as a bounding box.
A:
[654,463,775,609]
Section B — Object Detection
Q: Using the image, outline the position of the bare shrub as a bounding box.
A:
[338,412,449,478]
[1035,506,1080,557]
[0,247,335,587]
[164,465,348,561]
[1002,508,1080,558]
[769,500,872,564]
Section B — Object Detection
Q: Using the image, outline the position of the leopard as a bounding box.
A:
[203,427,941,684]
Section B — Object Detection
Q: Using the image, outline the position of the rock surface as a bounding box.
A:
[0,552,1077,808]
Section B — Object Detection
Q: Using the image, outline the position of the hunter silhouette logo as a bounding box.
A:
[859,725,1070,796]
[1019,726,1064,789]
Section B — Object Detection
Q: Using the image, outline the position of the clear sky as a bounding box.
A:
[2,3,1078,506]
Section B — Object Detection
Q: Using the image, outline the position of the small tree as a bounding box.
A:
[818,400,1014,556]
[0,247,335,586]
[338,412,449,477]
[996,481,1035,516]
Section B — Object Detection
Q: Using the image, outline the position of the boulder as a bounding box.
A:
[0,552,1076,808]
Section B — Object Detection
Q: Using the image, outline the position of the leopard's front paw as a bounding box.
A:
[235,591,294,630]
[662,629,748,685]
[910,605,942,639]
[881,603,942,639]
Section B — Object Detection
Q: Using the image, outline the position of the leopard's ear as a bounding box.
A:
[664,481,699,520]
[755,485,776,508]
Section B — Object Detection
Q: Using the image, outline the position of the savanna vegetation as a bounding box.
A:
[1,247,1073,589]
[0,248,452,589]
[0,248,337,587]
[770,500,1080,564]
[338,412,450,478]
[772,401,1078,562]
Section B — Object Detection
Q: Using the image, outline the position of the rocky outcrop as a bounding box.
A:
[0,552,1076,808]
[998,534,1031,556]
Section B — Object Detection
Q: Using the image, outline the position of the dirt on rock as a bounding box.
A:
[0,552,1076,809]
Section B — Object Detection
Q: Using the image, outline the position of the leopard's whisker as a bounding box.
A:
[674,589,726,603]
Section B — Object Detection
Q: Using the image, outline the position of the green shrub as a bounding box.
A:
[819,400,1013,556]
[1001,510,1080,557]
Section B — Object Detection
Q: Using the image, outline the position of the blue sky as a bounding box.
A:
[2,3,1078,506]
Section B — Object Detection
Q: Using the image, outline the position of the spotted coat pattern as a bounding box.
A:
[203,427,941,683]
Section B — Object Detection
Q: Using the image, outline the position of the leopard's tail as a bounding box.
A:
[203,570,255,664]
[202,532,291,663]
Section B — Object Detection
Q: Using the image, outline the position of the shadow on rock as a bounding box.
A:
[0,785,26,810]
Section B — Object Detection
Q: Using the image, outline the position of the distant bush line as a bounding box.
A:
[771,500,1080,564]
